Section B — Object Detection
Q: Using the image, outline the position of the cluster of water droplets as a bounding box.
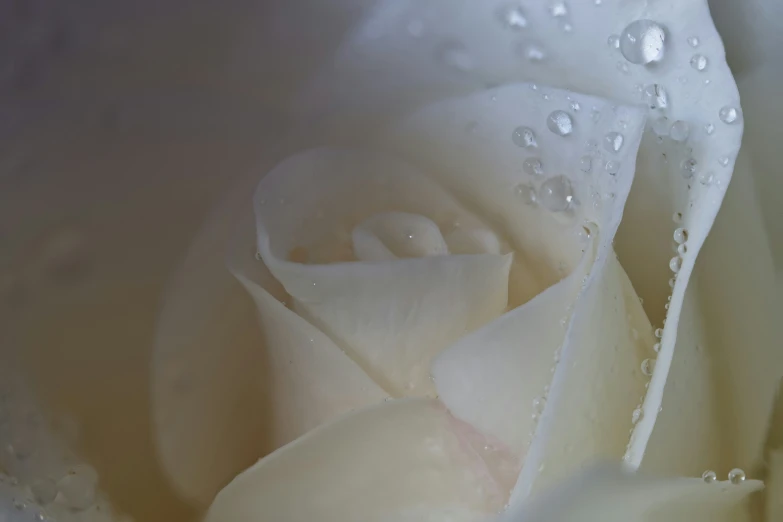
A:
[701,468,746,484]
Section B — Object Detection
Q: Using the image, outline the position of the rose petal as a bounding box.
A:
[383,83,653,495]
[501,464,763,522]
[244,148,513,396]
[153,172,388,505]
[297,0,746,475]
[205,399,507,522]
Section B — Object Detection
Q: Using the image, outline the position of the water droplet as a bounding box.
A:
[673,228,688,244]
[719,106,741,124]
[677,243,688,256]
[605,160,621,175]
[680,157,697,179]
[547,110,574,136]
[690,54,708,71]
[643,84,668,110]
[670,120,690,142]
[498,5,528,30]
[699,172,714,185]
[255,251,262,261]
[728,468,746,484]
[607,34,620,49]
[570,100,581,112]
[641,358,656,376]
[632,407,643,424]
[701,470,717,483]
[603,132,625,153]
[436,40,474,71]
[669,277,676,288]
[549,1,569,17]
[523,157,544,176]
[512,126,538,149]
[539,175,574,212]
[718,156,731,167]
[653,343,661,353]
[654,328,663,339]
[619,20,666,65]
[672,212,683,223]
[532,396,546,413]
[526,45,546,62]
[688,36,700,48]
[704,123,715,135]
[652,116,671,136]
[669,256,682,273]
[579,156,593,173]
[515,183,538,206]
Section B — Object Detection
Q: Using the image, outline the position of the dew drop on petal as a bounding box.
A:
[526,45,546,62]
[579,155,593,173]
[603,132,624,152]
[702,470,717,483]
[688,36,700,47]
[728,468,746,484]
[669,120,690,142]
[643,84,668,110]
[513,126,538,148]
[652,116,670,136]
[498,4,528,30]
[704,123,715,135]
[570,100,581,112]
[607,34,620,49]
[547,110,574,136]
[654,328,663,339]
[653,343,661,353]
[549,1,569,17]
[539,175,574,212]
[719,156,731,167]
[690,54,708,71]
[672,211,683,223]
[605,160,621,175]
[669,256,682,273]
[619,20,666,65]
[719,106,742,124]
[680,157,697,179]
[632,407,643,424]
[523,157,544,177]
[641,358,656,376]
[669,277,676,288]
[515,183,538,206]
[673,227,688,244]
[699,171,714,185]
[677,243,688,256]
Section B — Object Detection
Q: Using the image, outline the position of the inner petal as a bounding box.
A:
[352,211,449,261]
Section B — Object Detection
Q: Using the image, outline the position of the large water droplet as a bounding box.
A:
[603,132,624,153]
[669,120,690,142]
[702,470,717,483]
[619,20,666,65]
[523,157,544,177]
[669,256,682,273]
[641,358,656,376]
[515,183,538,206]
[512,126,538,149]
[728,468,746,484]
[673,228,688,244]
[498,4,528,30]
[643,84,668,110]
[690,54,708,71]
[605,160,621,175]
[719,106,741,124]
[547,110,574,136]
[539,175,574,212]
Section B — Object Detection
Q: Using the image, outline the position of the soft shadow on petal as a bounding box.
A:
[206,399,507,522]
[247,148,513,397]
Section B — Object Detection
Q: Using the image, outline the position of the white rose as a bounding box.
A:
[151,0,782,520]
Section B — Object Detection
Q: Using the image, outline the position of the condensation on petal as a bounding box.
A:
[205,399,509,522]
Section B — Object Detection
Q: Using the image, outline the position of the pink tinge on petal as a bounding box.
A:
[445,406,521,507]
